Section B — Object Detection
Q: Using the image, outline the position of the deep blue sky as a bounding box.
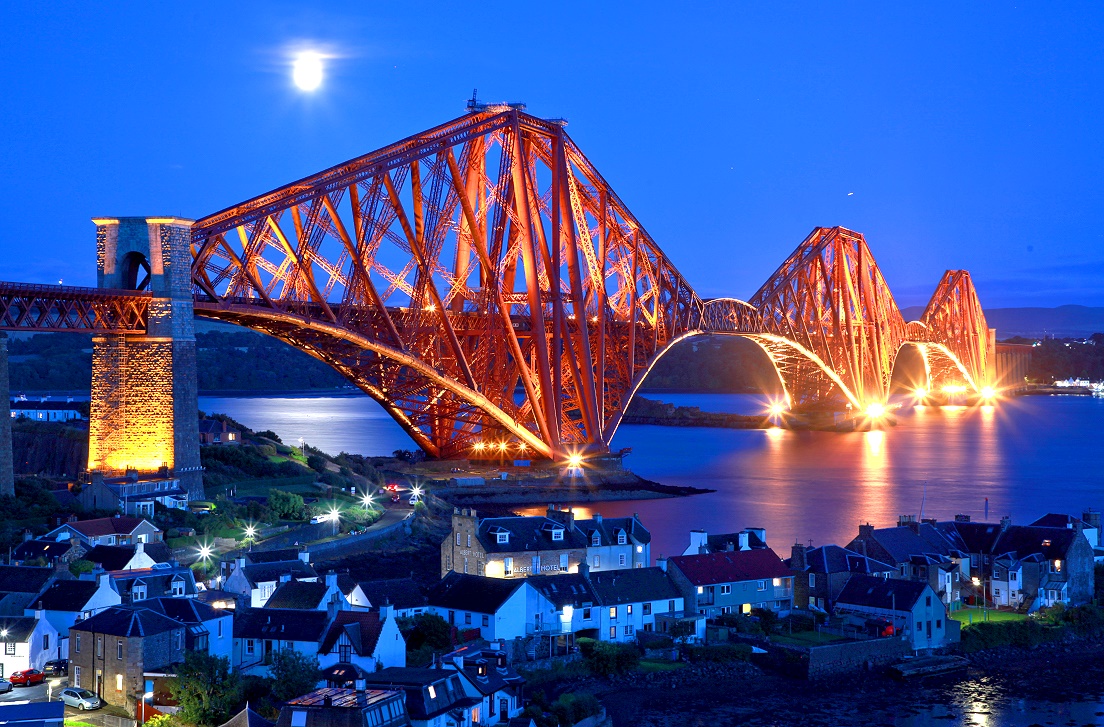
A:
[3,3,1103,307]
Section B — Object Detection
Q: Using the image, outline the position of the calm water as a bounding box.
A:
[201,392,1104,561]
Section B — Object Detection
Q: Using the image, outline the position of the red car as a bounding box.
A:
[10,669,44,687]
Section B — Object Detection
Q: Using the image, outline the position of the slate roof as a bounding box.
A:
[426,572,526,613]
[83,543,172,571]
[0,616,39,642]
[143,596,222,624]
[441,646,523,696]
[668,549,792,586]
[0,565,57,595]
[71,605,183,637]
[362,668,478,721]
[111,566,196,600]
[219,707,275,727]
[836,574,930,612]
[265,580,328,610]
[788,545,896,575]
[475,516,588,553]
[1029,513,1091,529]
[855,524,961,565]
[706,530,767,552]
[245,549,303,565]
[199,419,239,435]
[940,521,1003,554]
[234,607,329,642]
[242,561,318,587]
[356,578,427,611]
[13,539,73,563]
[526,574,598,609]
[574,516,651,546]
[32,579,99,612]
[587,567,680,606]
[993,526,1080,560]
[319,611,385,657]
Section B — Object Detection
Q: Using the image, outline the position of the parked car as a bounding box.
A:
[10,669,44,687]
[60,688,103,711]
[43,659,68,677]
[0,678,12,693]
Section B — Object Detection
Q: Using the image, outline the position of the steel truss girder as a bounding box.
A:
[0,282,150,333]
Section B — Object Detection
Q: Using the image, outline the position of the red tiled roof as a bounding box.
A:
[319,611,385,657]
[68,517,151,537]
[669,548,792,586]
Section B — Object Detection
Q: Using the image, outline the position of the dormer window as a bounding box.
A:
[617,530,627,545]
[1042,539,1052,547]
[171,577,185,597]
[427,685,437,699]
[591,533,600,547]
[552,528,564,542]
[497,532,509,544]
[133,582,147,602]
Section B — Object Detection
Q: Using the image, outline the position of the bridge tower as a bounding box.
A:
[88,217,203,499]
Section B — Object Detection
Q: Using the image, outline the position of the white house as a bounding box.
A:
[232,608,331,674]
[426,573,531,641]
[224,556,318,608]
[352,578,428,618]
[440,646,526,725]
[834,574,959,651]
[24,575,121,659]
[0,613,60,675]
[317,607,405,671]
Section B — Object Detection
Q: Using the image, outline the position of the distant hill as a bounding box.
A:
[900,305,1104,339]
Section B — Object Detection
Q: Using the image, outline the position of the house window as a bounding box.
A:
[809,573,816,588]
[427,685,437,699]
[721,606,731,614]
[464,557,469,574]
[482,615,489,627]
[592,533,600,547]
[467,534,471,548]
[496,532,508,544]
[339,643,352,662]
[643,603,651,616]
[465,612,472,625]
[116,674,123,692]
[696,586,703,595]
[133,584,147,601]
[593,555,600,568]
[43,634,49,651]
[117,640,123,660]
[809,596,816,607]
[478,563,485,576]
[532,556,540,572]
[172,579,185,597]
[74,666,81,688]
[925,596,931,607]
[1052,560,1063,573]
[617,531,627,545]
[75,634,81,653]
[504,557,513,576]
[609,607,617,619]
[627,604,633,615]
[583,608,592,620]
[619,554,626,567]
[720,585,731,595]
[560,554,568,571]
[757,581,766,591]
[936,619,942,629]
[668,600,675,614]
[456,533,462,546]
[4,642,14,655]
[246,639,255,655]
[217,620,223,639]
[609,626,616,639]
[624,625,633,635]
[1010,572,1018,582]
[96,637,103,658]
[552,529,564,542]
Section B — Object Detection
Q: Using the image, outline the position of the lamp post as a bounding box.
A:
[141,690,153,725]
[48,678,60,701]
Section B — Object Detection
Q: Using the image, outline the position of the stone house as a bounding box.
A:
[834,574,959,651]
[142,597,233,663]
[786,543,895,613]
[665,549,794,618]
[565,511,651,571]
[198,419,241,445]
[439,646,526,725]
[846,517,967,606]
[44,516,163,549]
[69,606,186,713]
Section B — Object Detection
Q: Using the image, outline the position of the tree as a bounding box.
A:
[169,651,241,727]
[398,613,453,651]
[268,490,305,520]
[307,454,328,473]
[269,649,322,702]
[69,559,94,577]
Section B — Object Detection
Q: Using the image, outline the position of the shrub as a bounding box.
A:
[69,559,94,577]
[582,642,639,677]
[255,430,282,443]
[268,490,306,520]
[398,614,453,651]
[550,692,602,726]
[681,643,754,663]
[145,715,179,727]
[307,454,328,473]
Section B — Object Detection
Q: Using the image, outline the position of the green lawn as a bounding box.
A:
[771,630,849,646]
[949,608,1026,626]
[637,659,686,672]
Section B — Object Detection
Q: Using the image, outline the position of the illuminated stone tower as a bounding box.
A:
[88,217,203,499]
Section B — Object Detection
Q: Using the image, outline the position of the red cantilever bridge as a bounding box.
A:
[0,108,1003,462]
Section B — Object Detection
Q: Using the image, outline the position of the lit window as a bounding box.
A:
[116,674,123,692]
[427,685,437,699]
[496,532,508,544]
[772,578,782,587]
[627,604,633,615]
[609,607,617,619]
[552,528,564,542]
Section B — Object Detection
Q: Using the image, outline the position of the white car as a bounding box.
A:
[0,678,12,693]
[59,688,103,710]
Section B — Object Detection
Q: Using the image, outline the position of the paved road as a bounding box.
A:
[0,681,128,724]
[0,681,50,703]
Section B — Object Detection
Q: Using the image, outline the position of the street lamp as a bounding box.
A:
[141,690,153,725]
[48,678,61,701]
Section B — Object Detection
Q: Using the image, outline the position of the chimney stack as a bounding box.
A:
[790,542,808,572]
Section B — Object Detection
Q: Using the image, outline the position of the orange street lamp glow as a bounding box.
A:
[567,453,583,468]
[768,402,786,417]
[981,385,997,400]
[914,387,928,399]
[473,441,486,451]
[943,384,967,394]
[865,402,886,419]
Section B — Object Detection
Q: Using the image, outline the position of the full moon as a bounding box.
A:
[293,52,324,91]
